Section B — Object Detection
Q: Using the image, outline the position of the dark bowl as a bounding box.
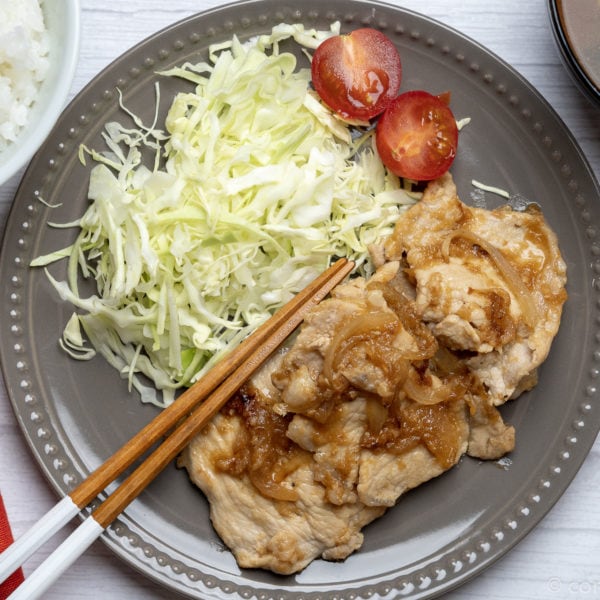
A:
[548,0,600,107]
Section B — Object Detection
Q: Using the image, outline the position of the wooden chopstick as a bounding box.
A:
[92,257,354,527]
[0,257,354,597]
[71,256,353,510]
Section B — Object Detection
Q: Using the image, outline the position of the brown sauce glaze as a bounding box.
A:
[362,399,465,470]
[216,390,307,502]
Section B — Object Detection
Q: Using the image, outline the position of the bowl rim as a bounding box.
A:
[0,0,81,187]
[548,0,600,106]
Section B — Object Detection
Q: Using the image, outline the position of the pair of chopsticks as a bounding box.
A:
[0,258,354,599]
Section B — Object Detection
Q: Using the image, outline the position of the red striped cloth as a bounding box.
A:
[0,493,24,599]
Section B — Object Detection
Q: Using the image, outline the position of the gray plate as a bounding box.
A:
[1,1,599,598]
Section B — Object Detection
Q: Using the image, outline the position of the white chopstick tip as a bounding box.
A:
[0,495,79,584]
[8,517,104,600]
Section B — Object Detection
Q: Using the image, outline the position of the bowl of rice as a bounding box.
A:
[0,0,80,186]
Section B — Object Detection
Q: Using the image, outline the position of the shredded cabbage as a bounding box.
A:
[32,23,418,407]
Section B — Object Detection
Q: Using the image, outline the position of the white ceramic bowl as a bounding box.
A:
[0,0,81,186]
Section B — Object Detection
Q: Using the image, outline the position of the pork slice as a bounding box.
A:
[286,399,367,506]
[358,445,449,507]
[466,400,515,460]
[179,411,384,575]
[383,173,567,405]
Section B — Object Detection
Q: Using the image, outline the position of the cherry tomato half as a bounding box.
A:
[375,90,459,181]
[311,28,402,121]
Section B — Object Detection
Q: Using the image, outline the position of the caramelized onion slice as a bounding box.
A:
[404,366,467,405]
[322,311,399,385]
[441,228,539,328]
[249,470,299,502]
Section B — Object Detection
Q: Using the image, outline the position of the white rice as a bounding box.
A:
[0,0,49,152]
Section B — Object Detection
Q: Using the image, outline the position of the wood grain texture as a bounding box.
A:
[1,0,599,598]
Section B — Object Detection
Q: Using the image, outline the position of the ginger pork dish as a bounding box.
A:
[27,20,568,578]
[179,173,567,574]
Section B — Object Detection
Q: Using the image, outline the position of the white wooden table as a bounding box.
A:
[1,1,599,598]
